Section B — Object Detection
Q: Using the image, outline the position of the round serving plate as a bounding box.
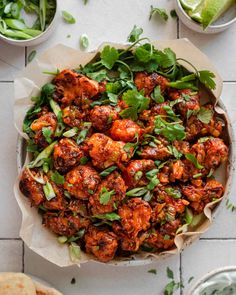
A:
[16,93,235,267]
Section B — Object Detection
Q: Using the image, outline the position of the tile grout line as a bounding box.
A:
[177,17,180,39]
[180,252,183,295]
[22,240,25,273]
[0,238,22,240]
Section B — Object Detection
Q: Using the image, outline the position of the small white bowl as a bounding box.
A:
[175,0,236,34]
[0,1,58,47]
[188,266,236,294]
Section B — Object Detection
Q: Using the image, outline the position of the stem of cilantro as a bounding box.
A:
[119,37,153,57]
[176,58,199,77]
[116,60,133,81]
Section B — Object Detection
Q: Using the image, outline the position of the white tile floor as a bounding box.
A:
[1,0,236,294]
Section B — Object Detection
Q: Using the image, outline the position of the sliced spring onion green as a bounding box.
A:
[69,242,81,262]
[3,29,32,39]
[23,28,42,37]
[80,33,89,49]
[57,236,67,244]
[28,141,57,168]
[4,19,27,31]
[11,3,21,18]
[62,10,76,24]
[28,50,37,63]
[99,166,117,177]
[39,0,47,31]
[43,181,56,201]
[63,127,78,138]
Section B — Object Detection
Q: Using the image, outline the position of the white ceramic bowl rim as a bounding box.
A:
[176,0,236,29]
[0,0,57,43]
[189,266,236,294]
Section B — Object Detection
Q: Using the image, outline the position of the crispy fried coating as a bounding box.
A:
[53,138,86,174]
[19,168,45,206]
[43,213,90,237]
[124,159,156,188]
[134,72,169,96]
[110,119,142,142]
[90,105,119,132]
[87,133,130,169]
[84,226,118,262]
[89,172,127,215]
[186,104,223,140]
[64,165,101,199]
[118,198,152,236]
[53,70,100,105]
[30,112,57,148]
[62,105,85,128]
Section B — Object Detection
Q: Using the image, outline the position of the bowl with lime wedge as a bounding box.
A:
[0,0,58,46]
[175,0,236,33]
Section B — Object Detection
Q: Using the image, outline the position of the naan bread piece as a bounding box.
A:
[34,281,63,295]
[0,272,36,295]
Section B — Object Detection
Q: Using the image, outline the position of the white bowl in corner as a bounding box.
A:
[175,0,236,34]
[0,1,58,47]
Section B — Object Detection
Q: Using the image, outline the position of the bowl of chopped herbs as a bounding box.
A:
[0,0,57,46]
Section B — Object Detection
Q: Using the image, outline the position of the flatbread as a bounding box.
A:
[0,272,36,295]
[34,281,63,295]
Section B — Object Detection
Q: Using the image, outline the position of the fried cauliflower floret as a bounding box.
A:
[68,199,88,217]
[123,159,156,188]
[87,133,130,169]
[181,179,224,213]
[90,105,119,132]
[53,138,86,174]
[89,172,127,215]
[191,137,228,171]
[139,136,170,160]
[145,230,175,250]
[43,182,66,211]
[110,119,142,142]
[112,222,146,252]
[19,168,45,206]
[118,198,152,236]
[43,213,90,237]
[186,104,223,141]
[53,70,100,105]
[62,105,85,128]
[169,89,200,118]
[134,72,169,96]
[64,165,101,199]
[30,112,57,148]
[84,226,118,262]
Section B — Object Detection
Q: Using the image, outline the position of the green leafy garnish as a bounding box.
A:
[154,116,186,142]
[185,153,204,169]
[165,188,181,199]
[100,45,119,70]
[167,145,182,159]
[170,10,177,18]
[94,213,121,221]
[99,188,115,205]
[151,86,164,103]
[62,10,76,24]
[120,89,149,121]
[43,181,56,201]
[80,156,89,165]
[77,122,91,145]
[198,70,216,90]
[100,166,117,177]
[86,69,107,82]
[197,107,213,124]
[51,171,65,185]
[127,25,143,42]
[149,6,168,21]
[42,127,52,144]
[126,187,148,197]
[80,33,89,49]
[167,267,174,279]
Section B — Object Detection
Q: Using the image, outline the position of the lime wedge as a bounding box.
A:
[201,0,235,29]
[180,0,203,12]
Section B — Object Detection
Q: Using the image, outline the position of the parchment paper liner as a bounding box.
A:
[13,39,234,267]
